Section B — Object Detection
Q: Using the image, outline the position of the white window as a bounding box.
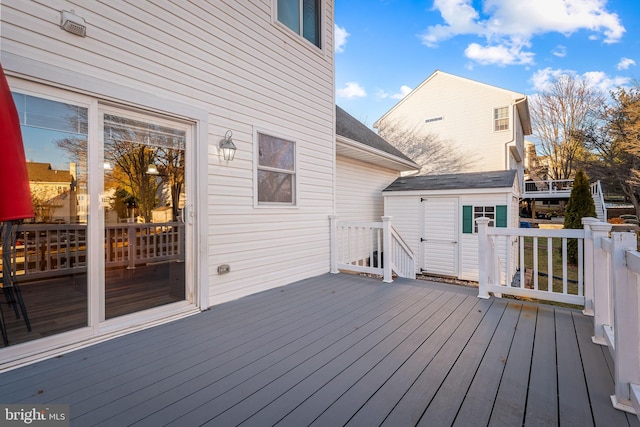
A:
[494,106,509,131]
[257,132,296,205]
[474,206,495,232]
[277,0,321,47]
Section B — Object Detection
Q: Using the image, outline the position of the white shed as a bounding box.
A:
[383,170,520,282]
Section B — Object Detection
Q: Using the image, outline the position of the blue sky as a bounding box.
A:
[335,0,640,127]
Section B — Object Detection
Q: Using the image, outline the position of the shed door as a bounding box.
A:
[421,197,459,277]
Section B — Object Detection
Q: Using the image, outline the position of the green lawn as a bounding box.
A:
[521,236,581,296]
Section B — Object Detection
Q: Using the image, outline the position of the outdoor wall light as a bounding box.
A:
[220,130,237,161]
[146,164,160,175]
[60,10,87,37]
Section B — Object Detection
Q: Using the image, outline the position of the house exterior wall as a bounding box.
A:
[336,156,398,221]
[2,1,335,307]
[376,71,527,182]
[384,187,519,282]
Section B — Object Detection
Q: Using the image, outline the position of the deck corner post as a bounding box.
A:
[591,222,613,345]
[329,215,339,274]
[610,231,640,412]
[582,217,598,316]
[382,216,393,283]
[476,217,491,299]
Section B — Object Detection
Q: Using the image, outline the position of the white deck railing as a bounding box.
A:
[523,179,574,196]
[0,222,184,282]
[478,217,640,417]
[329,215,415,282]
[477,218,585,305]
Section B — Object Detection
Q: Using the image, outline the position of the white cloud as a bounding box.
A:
[335,24,350,53]
[552,45,567,58]
[375,89,389,100]
[391,85,412,99]
[530,67,631,94]
[421,0,626,66]
[617,57,636,70]
[337,82,366,99]
[376,85,412,100]
[465,40,534,66]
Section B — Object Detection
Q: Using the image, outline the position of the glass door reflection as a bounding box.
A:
[1,91,89,346]
[102,112,186,319]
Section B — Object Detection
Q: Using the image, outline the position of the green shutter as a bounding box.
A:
[462,205,473,234]
[496,205,508,227]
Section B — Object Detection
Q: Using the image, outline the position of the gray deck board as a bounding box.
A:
[487,304,537,426]
[0,273,633,427]
[556,308,593,426]
[452,302,521,426]
[525,305,559,426]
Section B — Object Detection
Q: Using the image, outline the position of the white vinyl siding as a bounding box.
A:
[2,1,335,308]
[335,156,398,221]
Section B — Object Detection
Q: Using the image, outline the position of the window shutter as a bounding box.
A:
[496,205,508,227]
[462,205,473,234]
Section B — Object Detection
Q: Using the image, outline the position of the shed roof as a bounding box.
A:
[336,105,417,167]
[383,169,517,192]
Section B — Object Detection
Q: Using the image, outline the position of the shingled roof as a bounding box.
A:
[336,105,414,164]
[26,162,72,183]
[383,169,517,192]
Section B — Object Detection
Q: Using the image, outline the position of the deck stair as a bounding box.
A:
[523,179,606,222]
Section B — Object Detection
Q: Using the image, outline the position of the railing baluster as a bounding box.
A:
[547,237,553,292]
[533,236,539,291]
[562,238,568,295]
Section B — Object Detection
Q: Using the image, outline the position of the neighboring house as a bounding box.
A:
[0,1,421,369]
[374,70,532,189]
[383,170,520,282]
[26,162,77,223]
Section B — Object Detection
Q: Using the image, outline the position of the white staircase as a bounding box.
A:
[590,181,607,222]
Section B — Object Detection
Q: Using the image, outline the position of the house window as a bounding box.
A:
[257,132,296,205]
[494,106,509,131]
[463,205,507,233]
[277,0,321,47]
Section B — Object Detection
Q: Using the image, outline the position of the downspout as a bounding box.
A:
[505,97,527,190]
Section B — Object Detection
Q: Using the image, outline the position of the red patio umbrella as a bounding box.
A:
[0,62,34,346]
[0,63,33,221]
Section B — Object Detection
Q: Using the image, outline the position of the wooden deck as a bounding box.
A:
[0,273,638,426]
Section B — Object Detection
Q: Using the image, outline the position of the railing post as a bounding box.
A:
[582,217,598,316]
[477,217,491,299]
[592,222,612,345]
[610,231,640,413]
[127,224,136,270]
[329,215,339,274]
[382,216,393,283]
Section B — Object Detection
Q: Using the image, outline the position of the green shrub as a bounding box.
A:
[563,170,596,264]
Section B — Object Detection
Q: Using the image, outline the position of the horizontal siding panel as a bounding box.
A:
[2,0,336,308]
[336,156,398,221]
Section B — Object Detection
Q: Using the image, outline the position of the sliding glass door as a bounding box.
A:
[2,82,193,350]
[101,108,188,320]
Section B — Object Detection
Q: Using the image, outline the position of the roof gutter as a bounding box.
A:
[336,135,421,172]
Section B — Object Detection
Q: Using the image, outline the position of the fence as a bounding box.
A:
[329,215,415,282]
[0,222,184,282]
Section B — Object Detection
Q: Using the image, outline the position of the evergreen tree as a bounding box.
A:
[564,169,596,263]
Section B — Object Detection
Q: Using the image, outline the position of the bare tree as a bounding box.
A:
[377,122,476,175]
[581,84,640,216]
[530,73,604,180]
